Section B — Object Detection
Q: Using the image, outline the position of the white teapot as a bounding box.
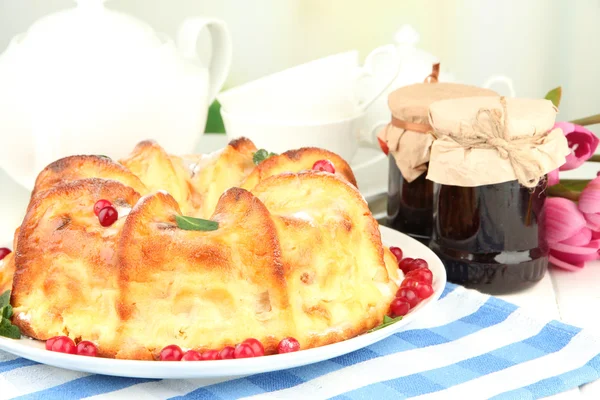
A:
[0,0,231,189]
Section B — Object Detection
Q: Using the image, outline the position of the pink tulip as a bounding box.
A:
[547,169,560,186]
[555,122,599,171]
[546,197,600,271]
[578,176,600,230]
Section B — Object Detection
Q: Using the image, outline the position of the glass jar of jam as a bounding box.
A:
[378,78,497,243]
[426,96,570,294]
[430,180,548,293]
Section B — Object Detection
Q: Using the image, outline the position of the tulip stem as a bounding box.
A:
[547,185,581,201]
[570,113,600,127]
[589,154,600,162]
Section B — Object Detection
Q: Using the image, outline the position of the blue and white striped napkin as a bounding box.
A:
[1,283,600,400]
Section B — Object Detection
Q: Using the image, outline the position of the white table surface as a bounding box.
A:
[0,134,598,399]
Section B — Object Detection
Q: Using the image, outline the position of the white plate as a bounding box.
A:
[0,226,446,379]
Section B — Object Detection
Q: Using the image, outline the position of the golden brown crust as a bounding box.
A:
[251,172,397,349]
[241,147,358,190]
[12,179,141,357]
[31,155,147,199]
[116,188,293,359]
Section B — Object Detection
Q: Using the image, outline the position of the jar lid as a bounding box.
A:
[427,96,571,188]
[388,82,497,123]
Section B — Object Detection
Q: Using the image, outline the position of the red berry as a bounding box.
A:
[181,350,202,361]
[160,345,184,361]
[389,298,410,317]
[242,338,265,357]
[405,268,433,284]
[234,343,256,359]
[50,336,77,354]
[401,278,421,289]
[398,257,415,274]
[409,259,429,271]
[415,284,434,300]
[0,248,11,261]
[98,206,118,227]
[312,159,335,174]
[218,346,235,360]
[378,137,389,156]
[277,337,300,354]
[93,199,112,216]
[45,336,59,351]
[76,341,98,357]
[389,246,403,262]
[201,349,219,360]
[395,287,420,308]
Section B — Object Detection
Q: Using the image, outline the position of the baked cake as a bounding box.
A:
[4,138,401,359]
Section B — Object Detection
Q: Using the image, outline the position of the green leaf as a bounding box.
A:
[252,149,277,165]
[0,290,9,308]
[205,100,226,134]
[544,86,562,108]
[175,215,219,231]
[367,315,403,333]
[2,304,12,319]
[0,318,21,339]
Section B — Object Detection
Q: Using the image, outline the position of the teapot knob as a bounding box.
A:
[394,25,420,47]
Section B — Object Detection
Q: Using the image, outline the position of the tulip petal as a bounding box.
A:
[555,122,576,135]
[561,227,592,246]
[545,197,587,243]
[547,169,559,186]
[550,248,600,263]
[585,213,600,231]
[549,254,585,271]
[579,177,600,213]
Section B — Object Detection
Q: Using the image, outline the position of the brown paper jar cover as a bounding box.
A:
[377,83,497,183]
[426,97,570,187]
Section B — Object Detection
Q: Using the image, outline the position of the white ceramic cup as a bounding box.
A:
[222,108,387,171]
[219,45,401,170]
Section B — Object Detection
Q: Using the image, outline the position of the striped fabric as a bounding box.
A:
[1,283,600,400]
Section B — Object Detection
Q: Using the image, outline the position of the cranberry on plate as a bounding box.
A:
[47,336,77,354]
[76,341,98,357]
[277,337,300,354]
[160,344,184,361]
[389,246,403,262]
[242,338,265,357]
[395,287,420,308]
[405,268,433,285]
[234,343,255,359]
[181,350,202,361]
[201,350,219,361]
[218,346,236,360]
[389,298,410,317]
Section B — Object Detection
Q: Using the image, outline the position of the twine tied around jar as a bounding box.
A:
[446,96,549,188]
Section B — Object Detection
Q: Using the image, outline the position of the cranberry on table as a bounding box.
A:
[405,268,433,285]
[181,350,202,361]
[98,206,118,227]
[93,199,113,216]
[277,337,300,354]
[395,287,420,308]
[49,336,77,354]
[242,338,265,357]
[160,344,184,361]
[0,247,11,261]
[389,246,403,262]
[76,341,98,357]
[201,349,219,361]
[234,343,255,359]
[389,298,410,317]
[312,159,335,174]
[415,284,434,300]
[218,346,235,360]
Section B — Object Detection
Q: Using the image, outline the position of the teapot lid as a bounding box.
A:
[4,0,170,61]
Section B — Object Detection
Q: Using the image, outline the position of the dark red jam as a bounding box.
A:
[386,157,433,244]
[429,180,548,294]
